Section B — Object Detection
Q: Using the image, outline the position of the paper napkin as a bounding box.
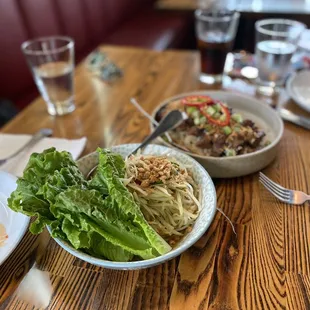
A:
[0,134,87,176]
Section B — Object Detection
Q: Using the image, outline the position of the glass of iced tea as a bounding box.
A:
[195,9,240,84]
[22,36,75,116]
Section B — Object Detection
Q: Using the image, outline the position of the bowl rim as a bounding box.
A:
[48,143,217,269]
[150,90,284,161]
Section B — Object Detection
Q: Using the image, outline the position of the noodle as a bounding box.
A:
[123,153,201,246]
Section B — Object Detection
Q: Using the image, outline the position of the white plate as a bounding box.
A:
[286,70,310,113]
[0,171,29,265]
[48,144,217,270]
[152,91,284,178]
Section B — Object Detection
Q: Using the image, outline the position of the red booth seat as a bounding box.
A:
[0,0,193,110]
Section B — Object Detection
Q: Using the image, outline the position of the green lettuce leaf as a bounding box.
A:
[38,166,86,203]
[94,148,171,256]
[88,234,133,262]
[7,147,172,261]
[88,173,108,196]
[8,178,52,234]
[87,149,124,196]
[23,147,78,187]
[51,188,155,260]
[8,148,83,234]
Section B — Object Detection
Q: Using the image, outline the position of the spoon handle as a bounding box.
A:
[129,110,186,156]
[130,97,173,143]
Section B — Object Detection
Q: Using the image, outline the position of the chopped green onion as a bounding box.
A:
[222,126,232,135]
[213,112,221,119]
[194,117,200,125]
[162,135,169,142]
[213,103,222,112]
[225,149,236,157]
[186,106,197,115]
[219,114,227,122]
[205,124,213,132]
[232,113,243,123]
[206,106,216,116]
[192,109,201,118]
[153,180,164,185]
[200,116,207,124]
[265,140,271,146]
[233,125,241,132]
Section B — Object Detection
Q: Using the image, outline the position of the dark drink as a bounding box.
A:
[195,9,240,84]
[198,38,233,75]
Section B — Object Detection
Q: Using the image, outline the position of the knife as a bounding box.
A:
[279,108,310,130]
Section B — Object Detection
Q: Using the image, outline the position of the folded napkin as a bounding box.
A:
[0,134,87,177]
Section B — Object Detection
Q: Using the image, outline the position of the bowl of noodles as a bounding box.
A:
[50,144,217,270]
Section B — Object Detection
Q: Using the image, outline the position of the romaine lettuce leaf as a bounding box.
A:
[38,166,86,203]
[51,188,155,260]
[8,148,84,234]
[87,149,125,196]
[23,147,78,187]
[87,234,133,262]
[95,148,171,256]
[87,173,108,196]
[7,147,172,261]
[8,178,52,234]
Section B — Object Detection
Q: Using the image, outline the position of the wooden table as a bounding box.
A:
[1,46,310,310]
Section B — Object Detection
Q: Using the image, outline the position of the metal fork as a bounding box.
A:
[259,172,310,205]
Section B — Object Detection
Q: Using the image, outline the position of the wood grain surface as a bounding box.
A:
[1,46,310,310]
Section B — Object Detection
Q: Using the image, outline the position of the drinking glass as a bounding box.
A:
[255,19,306,96]
[195,9,240,84]
[21,36,75,116]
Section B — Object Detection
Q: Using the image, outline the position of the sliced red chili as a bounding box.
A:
[200,101,231,126]
[181,95,213,107]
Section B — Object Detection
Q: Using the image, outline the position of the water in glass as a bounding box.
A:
[256,40,296,86]
[22,36,75,116]
[34,61,74,115]
[255,19,306,95]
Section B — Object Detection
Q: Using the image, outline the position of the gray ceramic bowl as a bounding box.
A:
[151,91,284,178]
[48,144,217,270]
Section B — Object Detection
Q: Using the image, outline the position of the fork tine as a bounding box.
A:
[259,178,289,202]
[259,177,290,203]
[259,172,289,192]
[259,175,290,198]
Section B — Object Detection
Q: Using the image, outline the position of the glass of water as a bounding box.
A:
[255,19,306,96]
[21,36,75,116]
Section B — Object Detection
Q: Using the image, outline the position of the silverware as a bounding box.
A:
[129,109,188,156]
[129,97,189,152]
[129,98,172,143]
[259,172,310,205]
[279,108,310,130]
[86,110,187,179]
[0,128,53,166]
